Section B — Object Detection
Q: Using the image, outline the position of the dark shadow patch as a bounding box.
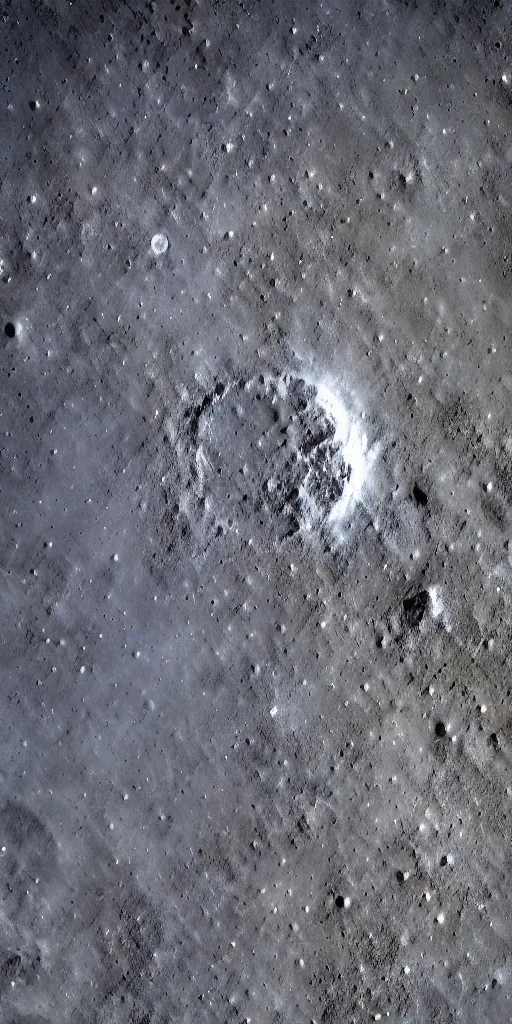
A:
[403,590,429,629]
[412,483,428,506]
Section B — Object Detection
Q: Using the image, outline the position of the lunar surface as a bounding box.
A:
[1,1,511,1022]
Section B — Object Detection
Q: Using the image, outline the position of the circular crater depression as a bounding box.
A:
[181,373,352,545]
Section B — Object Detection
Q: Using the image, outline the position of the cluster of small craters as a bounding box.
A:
[2,0,512,1020]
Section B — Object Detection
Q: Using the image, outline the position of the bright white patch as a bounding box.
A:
[305,378,377,535]
[151,233,169,255]
[428,585,443,618]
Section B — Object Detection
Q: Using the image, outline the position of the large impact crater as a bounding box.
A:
[166,373,356,551]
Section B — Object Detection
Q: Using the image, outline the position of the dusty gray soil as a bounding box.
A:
[1,0,511,1021]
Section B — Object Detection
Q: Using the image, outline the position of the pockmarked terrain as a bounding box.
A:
[1,1,511,1022]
